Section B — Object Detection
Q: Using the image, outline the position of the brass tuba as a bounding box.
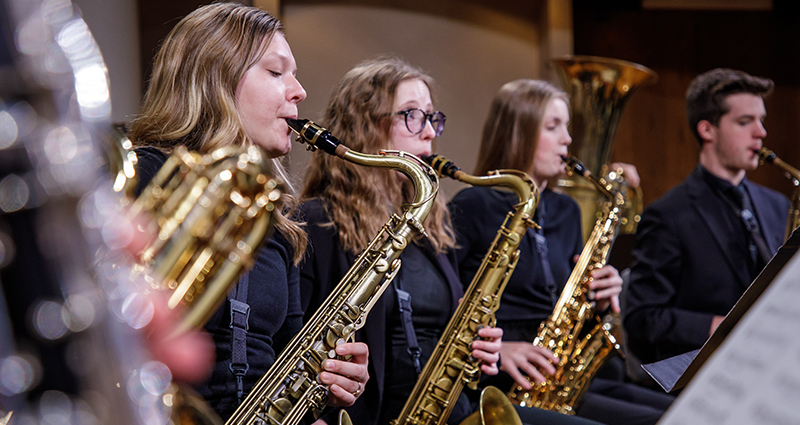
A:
[111,141,284,425]
[222,118,438,425]
[508,156,624,414]
[757,147,800,241]
[126,145,282,336]
[387,154,539,425]
[552,56,657,240]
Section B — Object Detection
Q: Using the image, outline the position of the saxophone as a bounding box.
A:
[756,147,800,241]
[508,156,623,414]
[223,118,438,425]
[388,154,539,425]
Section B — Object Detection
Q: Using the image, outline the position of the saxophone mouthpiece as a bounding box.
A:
[755,147,776,164]
[421,154,461,179]
[285,118,342,156]
[285,117,304,133]
[562,155,589,177]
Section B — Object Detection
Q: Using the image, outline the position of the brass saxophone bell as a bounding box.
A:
[458,387,522,425]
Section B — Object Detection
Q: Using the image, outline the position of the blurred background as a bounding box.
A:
[73,0,800,209]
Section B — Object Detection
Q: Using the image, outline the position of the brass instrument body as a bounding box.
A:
[508,156,623,414]
[127,145,282,336]
[757,147,800,240]
[391,155,539,425]
[224,119,438,425]
[552,56,656,238]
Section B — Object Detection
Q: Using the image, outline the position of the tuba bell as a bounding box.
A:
[552,56,657,240]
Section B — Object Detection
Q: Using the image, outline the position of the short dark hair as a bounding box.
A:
[686,68,773,145]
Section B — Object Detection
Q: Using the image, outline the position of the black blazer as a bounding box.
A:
[297,199,463,425]
[623,166,789,363]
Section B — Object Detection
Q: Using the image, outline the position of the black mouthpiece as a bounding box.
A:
[285,118,342,156]
[422,154,460,179]
[562,155,589,176]
[756,147,775,164]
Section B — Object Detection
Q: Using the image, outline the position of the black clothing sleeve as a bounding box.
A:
[623,167,790,363]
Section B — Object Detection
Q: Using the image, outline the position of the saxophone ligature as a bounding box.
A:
[508,155,623,414]
[756,147,800,240]
[386,154,540,425]
[221,118,438,425]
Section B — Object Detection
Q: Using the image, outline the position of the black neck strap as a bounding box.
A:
[228,273,251,405]
[393,275,422,375]
[530,200,558,307]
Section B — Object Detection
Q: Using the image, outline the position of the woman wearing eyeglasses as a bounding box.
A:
[297,58,601,425]
[295,57,500,425]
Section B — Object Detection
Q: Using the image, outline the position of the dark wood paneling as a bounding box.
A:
[574,6,800,206]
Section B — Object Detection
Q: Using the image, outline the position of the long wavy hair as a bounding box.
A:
[301,57,455,254]
[129,2,306,262]
[475,79,568,175]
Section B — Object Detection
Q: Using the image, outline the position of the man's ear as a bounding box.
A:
[697,120,716,143]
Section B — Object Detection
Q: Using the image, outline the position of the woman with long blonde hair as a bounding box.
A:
[129,3,368,419]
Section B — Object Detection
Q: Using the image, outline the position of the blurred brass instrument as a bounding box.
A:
[127,145,282,336]
[0,0,199,423]
[387,154,539,425]
[757,147,800,240]
[222,118,438,425]
[508,156,623,414]
[119,143,284,425]
[552,56,656,240]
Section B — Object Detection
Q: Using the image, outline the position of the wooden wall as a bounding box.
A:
[573,3,800,206]
[135,1,800,207]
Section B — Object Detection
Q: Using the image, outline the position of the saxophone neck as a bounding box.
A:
[289,118,439,235]
[562,155,623,207]
[423,154,540,215]
[757,147,800,183]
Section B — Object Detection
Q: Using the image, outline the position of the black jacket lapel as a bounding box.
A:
[686,168,750,288]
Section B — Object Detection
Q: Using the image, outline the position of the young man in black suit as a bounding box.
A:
[623,68,790,364]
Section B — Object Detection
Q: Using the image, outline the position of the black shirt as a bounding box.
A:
[449,187,583,340]
[699,165,766,279]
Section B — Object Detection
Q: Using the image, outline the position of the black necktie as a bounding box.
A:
[731,185,772,270]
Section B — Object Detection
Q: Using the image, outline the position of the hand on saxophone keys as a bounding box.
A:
[587,264,624,313]
[609,162,641,189]
[470,327,504,375]
[318,342,371,406]
[499,342,560,389]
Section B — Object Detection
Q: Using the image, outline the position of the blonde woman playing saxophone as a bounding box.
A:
[449,80,673,425]
[128,3,368,420]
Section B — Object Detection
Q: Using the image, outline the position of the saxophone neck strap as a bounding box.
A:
[393,277,422,376]
[530,199,558,307]
[229,272,251,405]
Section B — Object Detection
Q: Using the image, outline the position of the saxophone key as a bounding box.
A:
[265,397,293,423]
[340,301,362,321]
[445,358,466,374]
[421,400,443,421]
[431,377,454,401]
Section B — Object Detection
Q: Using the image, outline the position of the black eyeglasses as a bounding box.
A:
[396,108,447,137]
